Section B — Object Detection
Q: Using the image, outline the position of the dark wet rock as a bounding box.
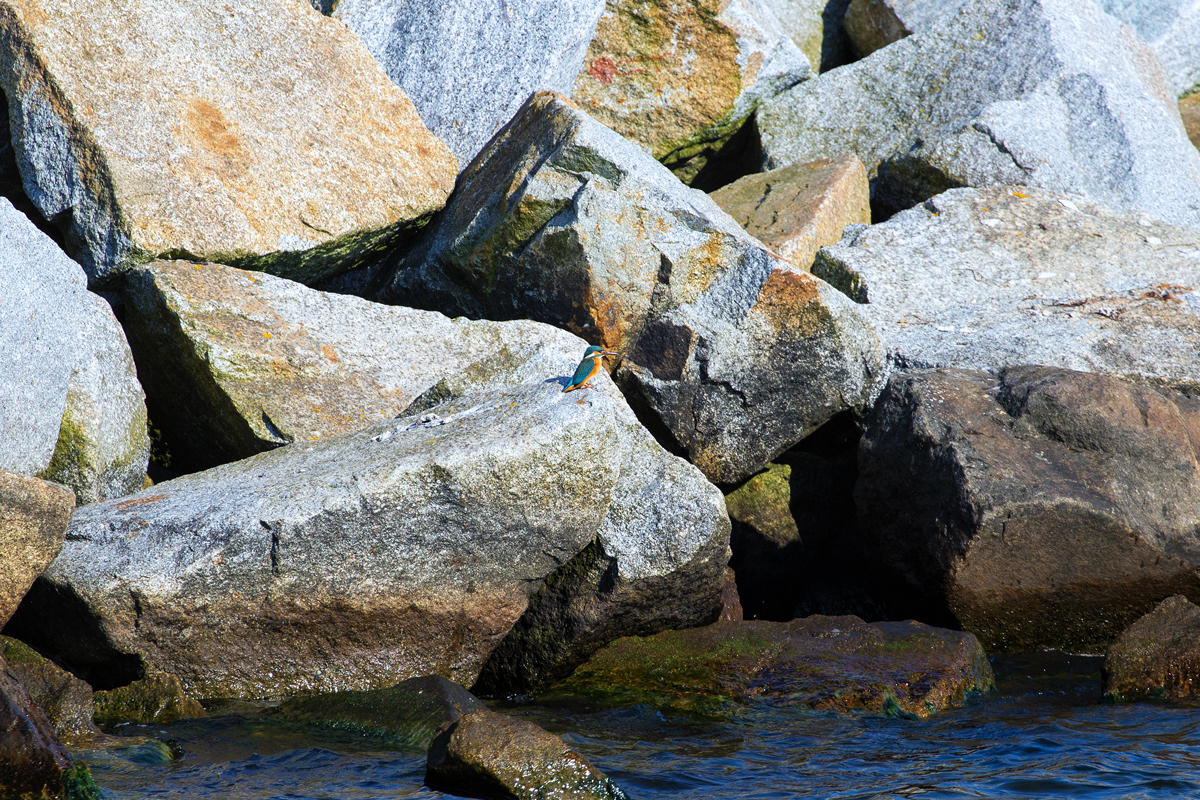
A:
[709,153,870,270]
[0,0,456,284]
[0,472,73,628]
[570,0,810,186]
[547,617,994,719]
[372,91,885,485]
[813,187,1200,391]
[758,0,1200,224]
[1103,595,1200,704]
[842,0,954,58]
[92,672,205,727]
[334,0,604,167]
[719,566,745,622]
[122,259,583,473]
[426,708,629,800]
[857,367,1200,653]
[0,656,99,800]
[13,380,728,699]
[0,637,96,741]
[278,675,486,751]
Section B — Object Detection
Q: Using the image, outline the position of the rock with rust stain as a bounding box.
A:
[10,379,728,699]
[0,655,100,800]
[0,472,73,629]
[426,708,630,800]
[544,616,994,719]
[709,153,870,269]
[331,0,604,168]
[372,91,885,485]
[122,259,586,473]
[758,0,1200,223]
[0,637,97,742]
[814,187,1200,390]
[0,0,456,285]
[570,0,811,186]
[1103,595,1200,704]
[858,367,1200,653]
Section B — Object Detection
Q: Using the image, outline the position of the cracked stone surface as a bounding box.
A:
[813,187,1200,391]
[12,379,729,699]
[757,0,1200,225]
[0,0,456,284]
[371,92,885,485]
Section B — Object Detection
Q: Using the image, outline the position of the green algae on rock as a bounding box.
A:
[92,672,205,727]
[547,617,993,719]
[0,637,97,741]
[1103,596,1200,705]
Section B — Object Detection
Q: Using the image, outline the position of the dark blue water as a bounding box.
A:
[82,653,1200,799]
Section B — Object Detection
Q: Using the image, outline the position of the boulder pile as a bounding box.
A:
[1,0,1199,794]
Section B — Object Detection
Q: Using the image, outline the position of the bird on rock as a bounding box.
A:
[563,345,618,392]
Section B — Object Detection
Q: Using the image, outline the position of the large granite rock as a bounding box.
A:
[1103,595,1200,703]
[757,0,1200,224]
[427,708,629,800]
[571,0,811,185]
[11,379,729,699]
[0,472,73,629]
[0,637,96,741]
[278,675,485,750]
[372,92,885,485]
[0,657,98,800]
[762,0,854,72]
[1098,0,1200,98]
[123,259,587,473]
[547,616,994,719]
[333,0,604,168]
[0,0,456,285]
[709,153,870,269]
[40,293,149,505]
[813,187,1200,392]
[857,367,1200,653]
[0,199,87,477]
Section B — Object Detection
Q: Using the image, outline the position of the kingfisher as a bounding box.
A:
[563,345,619,392]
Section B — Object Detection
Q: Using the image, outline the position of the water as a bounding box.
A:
[82,653,1200,799]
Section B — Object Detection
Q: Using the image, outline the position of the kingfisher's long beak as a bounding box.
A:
[600,350,619,358]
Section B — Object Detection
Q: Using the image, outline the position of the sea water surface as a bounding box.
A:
[83,653,1200,799]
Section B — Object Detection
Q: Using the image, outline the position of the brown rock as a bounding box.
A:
[0,637,96,741]
[426,709,629,800]
[1103,595,1200,703]
[0,657,99,800]
[0,0,457,284]
[709,154,870,269]
[92,672,205,726]
[570,0,810,186]
[550,616,994,719]
[1181,93,1200,152]
[858,367,1200,653]
[842,0,915,58]
[0,472,73,628]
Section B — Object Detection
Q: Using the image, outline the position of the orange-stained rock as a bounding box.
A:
[0,0,457,284]
[0,472,73,629]
[1181,94,1200,152]
[710,155,870,269]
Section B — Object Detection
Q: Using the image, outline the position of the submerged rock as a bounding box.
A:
[373,91,885,485]
[709,153,870,269]
[92,672,205,727]
[813,187,1200,391]
[426,708,629,800]
[0,637,96,741]
[123,259,585,473]
[12,379,728,699]
[1103,595,1200,704]
[0,0,456,284]
[571,0,810,185]
[857,367,1200,653]
[279,675,486,751]
[547,617,994,719]
[333,0,604,167]
[758,0,1200,224]
[0,472,73,629]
